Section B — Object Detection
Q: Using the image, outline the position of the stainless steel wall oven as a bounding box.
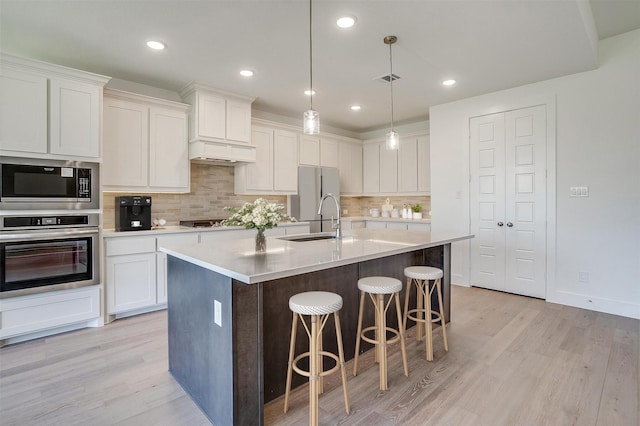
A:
[0,213,99,298]
[0,157,99,210]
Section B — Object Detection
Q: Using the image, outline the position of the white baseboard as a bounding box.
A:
[547,290,640,320]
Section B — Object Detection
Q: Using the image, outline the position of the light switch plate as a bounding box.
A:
[570,186,589,197]
[214,300,222,327]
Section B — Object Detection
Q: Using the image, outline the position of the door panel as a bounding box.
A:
[470,113,506,291]
[504,105,546,298]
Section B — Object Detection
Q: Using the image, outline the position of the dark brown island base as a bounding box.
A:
[160,228,472,425]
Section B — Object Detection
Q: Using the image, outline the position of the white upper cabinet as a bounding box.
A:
[196,92,226,140]
[338,142,362,194]
[226,98,252,143]
[398,137,418,193]
[49,78,101,158]
[379,143,398,193]
[362,132,429,195]
[102,89,190,193]
[0,54,109,161]
[0,69,47,154]
[417,135,431,193]
[320,137,339,168]
[235,123,298,195]
[363,143,380,193]
[299,135,320,166]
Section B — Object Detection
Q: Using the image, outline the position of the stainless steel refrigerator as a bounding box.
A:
[289,166,340,233]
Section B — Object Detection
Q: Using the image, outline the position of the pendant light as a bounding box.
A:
[384,35,399,150]
[303,0,319,134]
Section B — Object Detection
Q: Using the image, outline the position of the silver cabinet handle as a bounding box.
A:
[497,222,504,227]
[507,222,513,227]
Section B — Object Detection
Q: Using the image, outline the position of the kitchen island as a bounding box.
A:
[159,228,472,425]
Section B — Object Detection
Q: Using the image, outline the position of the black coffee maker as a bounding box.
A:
[115,196,152,231]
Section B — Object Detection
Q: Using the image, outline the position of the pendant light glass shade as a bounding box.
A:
[304,109,320,135]
[303,0,320,135]
[384,35,398,151]
[386,130,399,150]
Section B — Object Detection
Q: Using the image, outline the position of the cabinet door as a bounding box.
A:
[417,135,431,193]
[156,233,199,304]
[274,129,298,192]
[106,253,157,314]
[0,69,47,154]
[299,135,320,166]
[200,229,251,243]
[398,137,418,192]
[149,107,189,191]
[320,137,339,168]
[362,143,380,193]
[245,125,274,191]
[197,92,226,139]
[339,143,362,194]
[386,222,408,230]
[103,98,149,189]
[379,143,398,193]
[49,78,101,158]
[226,99,251,143]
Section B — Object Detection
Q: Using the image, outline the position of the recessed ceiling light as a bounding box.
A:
[350,105,361,111]
[146,40,165,50]
[304,89,316,96]
[240,69,254,77]
[336,16,356,28]
[442,79,456,86]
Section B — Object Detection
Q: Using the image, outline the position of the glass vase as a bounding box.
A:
[255,229,267,253]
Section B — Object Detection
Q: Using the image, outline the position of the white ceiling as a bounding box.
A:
[1,0,638,133]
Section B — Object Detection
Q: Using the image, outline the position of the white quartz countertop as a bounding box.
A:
[159,228,472,284]
[103,221,309,238]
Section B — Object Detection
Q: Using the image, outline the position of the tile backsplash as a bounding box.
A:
[103,163,285,229]
[103,163,430,229]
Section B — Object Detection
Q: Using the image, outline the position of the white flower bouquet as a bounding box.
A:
[222,198,295,232]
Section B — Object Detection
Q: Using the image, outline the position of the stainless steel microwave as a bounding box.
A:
[0,157,99,210]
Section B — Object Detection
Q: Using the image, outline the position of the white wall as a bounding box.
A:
[430,29,640,319]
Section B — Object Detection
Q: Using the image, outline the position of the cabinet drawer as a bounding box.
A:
[386,222,408,230]
[0,286,100,339]
[200,229,250,243]
[407,223,431,232]
[105,236,156,256]
[366,221,387,229]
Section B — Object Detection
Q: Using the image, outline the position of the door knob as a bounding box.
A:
[507,222,513,227]
[497,222,504,227]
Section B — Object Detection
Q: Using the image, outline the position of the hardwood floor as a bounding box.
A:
[1,286,638,425]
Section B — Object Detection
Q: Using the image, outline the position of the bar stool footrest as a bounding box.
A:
[360,325,403,346]
[292,351,342,378]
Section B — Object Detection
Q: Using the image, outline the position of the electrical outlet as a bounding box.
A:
[214,300,222,326]
[578,271,589,283]
[342,209,348,215]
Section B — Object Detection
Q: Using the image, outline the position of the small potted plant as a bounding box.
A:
[411,204,423,219]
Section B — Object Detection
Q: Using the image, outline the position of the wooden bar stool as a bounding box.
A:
[403,266,449,361]
[353,276,408,391]
[284,291,350,426]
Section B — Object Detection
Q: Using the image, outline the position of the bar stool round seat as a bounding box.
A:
[353,276,408,391]
[403,266,448,361]
[284,291,350,426]
[289,291,343,315]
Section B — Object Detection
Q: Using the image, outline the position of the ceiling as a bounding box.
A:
[1,1,639,133]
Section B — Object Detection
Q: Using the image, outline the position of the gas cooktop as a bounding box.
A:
[179,219,226,228]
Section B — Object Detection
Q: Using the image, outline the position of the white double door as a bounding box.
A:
[470,105,547,298]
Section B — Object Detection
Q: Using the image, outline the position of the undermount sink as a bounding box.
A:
[279,232,348,242]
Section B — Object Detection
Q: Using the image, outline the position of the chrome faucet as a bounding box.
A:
[317,193,342,239]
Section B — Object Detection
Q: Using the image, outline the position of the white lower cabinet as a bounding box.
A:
[0,286,100,340]
[341,220,366,230]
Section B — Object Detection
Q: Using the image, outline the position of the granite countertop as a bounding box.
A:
[159,228,471,284]
[102,221,309,237]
